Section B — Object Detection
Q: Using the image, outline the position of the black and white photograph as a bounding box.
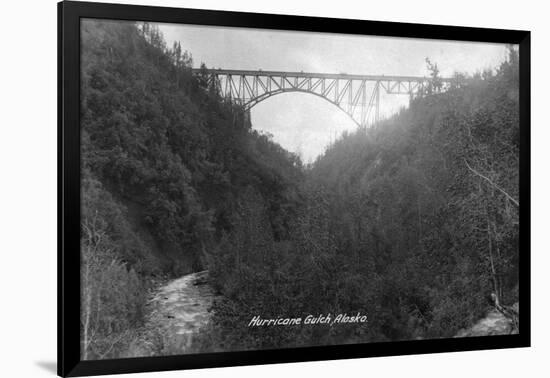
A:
[78,17,522,361]
[9,0,550,377]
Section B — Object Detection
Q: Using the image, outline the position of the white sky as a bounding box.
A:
[158,23,510,163]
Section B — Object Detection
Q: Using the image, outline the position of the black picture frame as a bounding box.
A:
[58,1,531,376]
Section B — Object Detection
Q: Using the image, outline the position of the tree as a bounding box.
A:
[425,57,443,94]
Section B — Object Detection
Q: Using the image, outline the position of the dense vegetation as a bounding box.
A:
[80,19,301,359]
[80,20,519,359]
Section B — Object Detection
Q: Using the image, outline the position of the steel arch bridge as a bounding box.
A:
[192,68,454,127]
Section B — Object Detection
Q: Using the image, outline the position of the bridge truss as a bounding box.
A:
[192,69,453,127]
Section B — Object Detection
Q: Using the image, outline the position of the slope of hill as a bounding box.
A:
[80,19,301,359]
[304,52,520,340]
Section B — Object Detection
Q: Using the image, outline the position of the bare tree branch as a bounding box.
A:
[464,159,519,207]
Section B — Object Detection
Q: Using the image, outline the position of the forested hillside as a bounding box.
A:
[80,19,301,359]
[307,53,519,339]
[80,19,519,359]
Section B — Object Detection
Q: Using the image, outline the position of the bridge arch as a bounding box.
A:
[244,88,366,127]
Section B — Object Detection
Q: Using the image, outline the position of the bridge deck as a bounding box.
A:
[191,68,453,82]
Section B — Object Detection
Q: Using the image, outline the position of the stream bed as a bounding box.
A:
[126,270,219,357]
